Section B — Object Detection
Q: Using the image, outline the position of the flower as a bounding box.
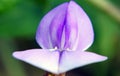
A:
[13,1,107,74]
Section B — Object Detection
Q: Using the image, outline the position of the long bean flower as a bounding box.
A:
[13,1,107,74]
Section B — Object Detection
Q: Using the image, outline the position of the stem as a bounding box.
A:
[44,72,66,76]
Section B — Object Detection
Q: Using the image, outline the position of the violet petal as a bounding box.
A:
[65,1,94,51]
[36,2,68,49]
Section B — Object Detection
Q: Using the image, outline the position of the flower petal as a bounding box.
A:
[65,1,94,51]
[36,2,68,49]
[13,49,60,74]
[59,51,107,73]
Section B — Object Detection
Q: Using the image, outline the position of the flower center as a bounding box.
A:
[54,46,71,51]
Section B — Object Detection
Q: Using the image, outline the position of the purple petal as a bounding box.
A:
[36,2,68,49]
[13,49,60,74]
[59,51,107,73]
[65,1,94,51]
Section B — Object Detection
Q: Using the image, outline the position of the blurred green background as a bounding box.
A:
[0,0,120,76]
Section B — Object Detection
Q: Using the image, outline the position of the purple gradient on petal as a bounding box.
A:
[65,1,94,51]
[36,2,68,49]
[36,1,94,51]
[49,9,67,49]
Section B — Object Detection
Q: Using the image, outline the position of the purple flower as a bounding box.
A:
[13,1,107,74]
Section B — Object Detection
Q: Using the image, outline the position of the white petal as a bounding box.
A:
[13,49,60,74]
[59,51,107,73]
